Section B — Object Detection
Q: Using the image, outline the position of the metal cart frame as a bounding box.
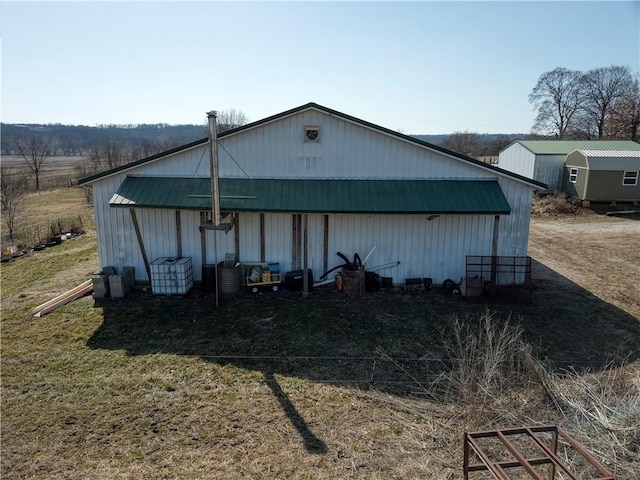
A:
[240,262,282,293]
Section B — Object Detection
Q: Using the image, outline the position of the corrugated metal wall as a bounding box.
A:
[498,143,536,179]
[533,155,565,192]
[498,144,565,192]
[91,204,529,285]
[217,109,486,180]
[90,107,536,284]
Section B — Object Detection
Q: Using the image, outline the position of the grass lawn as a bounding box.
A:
[1,189,639,479]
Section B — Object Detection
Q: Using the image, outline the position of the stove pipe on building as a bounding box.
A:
[206,110,222,227]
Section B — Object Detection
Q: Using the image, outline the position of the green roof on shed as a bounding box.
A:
[518,140,640,155]
[110,177,511,215]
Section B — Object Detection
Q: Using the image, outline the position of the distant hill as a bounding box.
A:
[1,123,206,156]
[413,133,528,157]
[412,133,526,146]
[0,122,527,158]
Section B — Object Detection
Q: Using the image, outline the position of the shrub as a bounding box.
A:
[532,192,583,216]
[430,312,539,426]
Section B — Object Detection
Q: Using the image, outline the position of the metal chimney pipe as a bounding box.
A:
[206,110,222,226]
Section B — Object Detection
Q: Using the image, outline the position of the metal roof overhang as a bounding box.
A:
[109,177,512,215]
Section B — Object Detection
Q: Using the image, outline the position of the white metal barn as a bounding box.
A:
[79,103,544,288]
[498,140,640,193]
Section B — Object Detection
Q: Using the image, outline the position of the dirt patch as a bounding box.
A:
[528,213,640,318]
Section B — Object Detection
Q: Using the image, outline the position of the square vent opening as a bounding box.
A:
[304,126,320,142]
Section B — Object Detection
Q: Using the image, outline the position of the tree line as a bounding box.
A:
[0,109,249,158]
[421,65,639,159]
[0,123,206,157]
[529,65,639,140]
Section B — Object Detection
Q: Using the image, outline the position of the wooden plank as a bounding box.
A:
[130,208,151,282]
[233,212,240,261]
[33,279,93,317]
[200,211,207,265]
[175,210,182,259]
[260,213,265,262]
[491,215,500,285]
[323,214,329,276]
[32,279,93,314]
[302,214,309,298]
[292,214,301,270]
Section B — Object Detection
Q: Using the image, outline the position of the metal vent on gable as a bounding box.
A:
[304,126,320,142]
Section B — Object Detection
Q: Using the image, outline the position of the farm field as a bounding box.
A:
[1,155,88,192]
[1,189,639,479]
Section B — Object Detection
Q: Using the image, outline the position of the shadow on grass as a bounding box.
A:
[87,266,640,452]
[263,369,328,454]
[588,203,640,221]
[520,259,640,368]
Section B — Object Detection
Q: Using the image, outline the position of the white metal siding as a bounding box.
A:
[217,110,495,180]
[90,107,536,285]
[135,145,210,177]
[325,213,494,282]
[92,174,236,282]
[236,212,498,284]
[496,176,533,256]
[498,144,536,179]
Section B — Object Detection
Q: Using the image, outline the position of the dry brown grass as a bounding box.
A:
[1,187,93,249]
[2,188,640,479]
[377,313,640,478]
[541,365,640,478]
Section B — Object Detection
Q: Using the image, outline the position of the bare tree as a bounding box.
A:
[95,139,127,170]
[15,134,51,191]
[440,131,482,157]
[529,68,584,138]
[601,74,640,141]
[487,135,518,156]
[580,65,637,139]
[1,165,28,242]
[216,109,249,133]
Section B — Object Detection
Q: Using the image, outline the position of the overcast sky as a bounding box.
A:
[2,1,639,134]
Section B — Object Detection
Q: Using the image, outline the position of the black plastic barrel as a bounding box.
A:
[202,264,216,292]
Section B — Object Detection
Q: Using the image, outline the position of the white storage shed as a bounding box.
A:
[79,103,544,288]
[498,140,640,193]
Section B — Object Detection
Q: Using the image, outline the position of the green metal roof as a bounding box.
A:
[110,177,511,215]
[518,140,640,155]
